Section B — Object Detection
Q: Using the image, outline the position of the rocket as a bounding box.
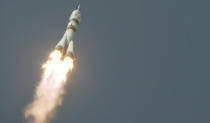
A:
[55,5,81,60]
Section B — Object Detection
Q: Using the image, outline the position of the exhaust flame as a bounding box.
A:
[24,50,73,123]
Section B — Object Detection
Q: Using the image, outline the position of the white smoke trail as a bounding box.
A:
[24,50,73,123]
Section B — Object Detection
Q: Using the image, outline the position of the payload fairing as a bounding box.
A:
[55,5,81,59]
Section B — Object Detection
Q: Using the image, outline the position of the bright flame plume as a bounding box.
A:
[24,50,73,123]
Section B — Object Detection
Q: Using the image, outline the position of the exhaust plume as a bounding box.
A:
[24,50,73,123]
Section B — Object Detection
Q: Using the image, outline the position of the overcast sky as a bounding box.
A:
[1,0,210,123]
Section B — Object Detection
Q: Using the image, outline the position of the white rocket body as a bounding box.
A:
[55,5,81,59]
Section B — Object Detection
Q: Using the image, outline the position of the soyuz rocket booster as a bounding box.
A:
[55,5,81,59]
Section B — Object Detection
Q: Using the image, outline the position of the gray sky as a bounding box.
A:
[1,0,210,123]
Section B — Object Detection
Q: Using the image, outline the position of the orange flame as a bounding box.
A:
[42,50,74,81]
[24,50,74,123]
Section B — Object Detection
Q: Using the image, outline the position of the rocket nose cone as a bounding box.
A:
[77,4,80,10]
